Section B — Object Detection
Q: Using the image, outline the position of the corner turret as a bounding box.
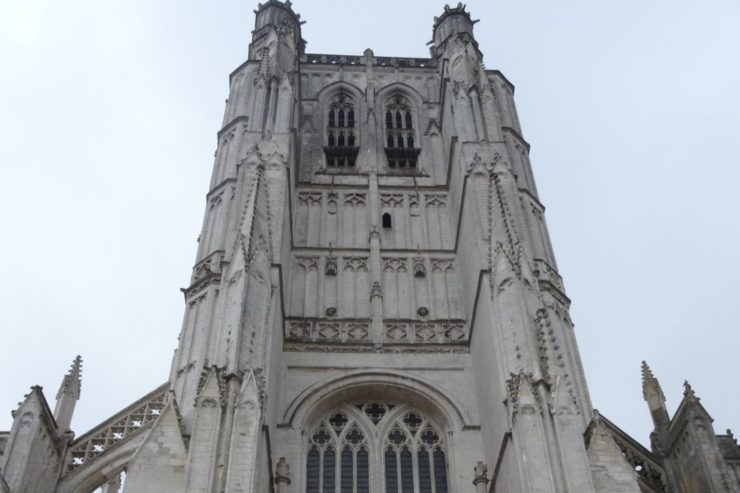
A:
[432,3,480,57]
[250,0,305,62]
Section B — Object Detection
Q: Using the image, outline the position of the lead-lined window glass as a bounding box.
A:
[306,405,449,492]
[324,94,359,168]
[384,95,421,170]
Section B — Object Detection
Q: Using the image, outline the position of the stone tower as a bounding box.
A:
[2,2,739,493]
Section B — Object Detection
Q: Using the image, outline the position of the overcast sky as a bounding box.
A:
[1,0,738,449]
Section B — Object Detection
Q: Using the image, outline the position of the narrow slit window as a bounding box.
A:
[382,213,392,228]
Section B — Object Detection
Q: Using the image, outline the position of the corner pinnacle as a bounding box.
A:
[641,361,666,403]
[56,355,83,401]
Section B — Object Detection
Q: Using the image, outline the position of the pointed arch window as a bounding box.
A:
[306,404,449,492]
[324,94,359,168]
[307,411,370,493]
[384,95,421,171]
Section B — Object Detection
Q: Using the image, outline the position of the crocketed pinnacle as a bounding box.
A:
[56,355,82,401]
[641,361,665,404]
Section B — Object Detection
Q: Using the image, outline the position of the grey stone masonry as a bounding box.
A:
[1,2,737,493]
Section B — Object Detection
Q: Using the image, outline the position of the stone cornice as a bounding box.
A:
[217,116,250,140]
[488,70,516,93]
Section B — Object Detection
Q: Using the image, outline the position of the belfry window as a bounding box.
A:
[306,404,449,492]
[324,94,359,168]
[384,95,421,170]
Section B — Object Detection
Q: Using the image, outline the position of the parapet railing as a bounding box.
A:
[63,383,169,474]
[301,53,436,69]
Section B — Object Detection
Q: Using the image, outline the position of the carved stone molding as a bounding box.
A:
[382,257,408,272]
[283,343,469,355]
[430,258,454,273]
[533,258,570,307]
[343,256,368,272]
[194,365,228,408]
[370,281,383,299]
[325,255,338,276]
[381,193,404,208]
[383,320,467,344]
[286,319,371,343]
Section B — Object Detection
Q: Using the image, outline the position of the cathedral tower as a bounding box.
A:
[2,2,738,493]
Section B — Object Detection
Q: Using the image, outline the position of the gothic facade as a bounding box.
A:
[1,2,738,492]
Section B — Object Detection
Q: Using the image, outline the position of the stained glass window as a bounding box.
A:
[306,405,448,492]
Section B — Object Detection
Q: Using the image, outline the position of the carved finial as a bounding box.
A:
[728,429,738,445]
[473,461,489,491]
[325,243,337,276]
[413,250,426,278]
[641,361,665,404]
[56,355,83,401]
[370,281,382,299]
[275,457,291,486]
[53,356,83,431]
[683,380,698,400]
[473,461,488,481]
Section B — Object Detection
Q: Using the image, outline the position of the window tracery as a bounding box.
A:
[305,404,449,492]
[324,93,359,168]
[384,95,421,170]
[307,411,370,493]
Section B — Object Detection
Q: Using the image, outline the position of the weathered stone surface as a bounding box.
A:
[122,401,187,493]
[1,3,736,493]
[586,413,641,493]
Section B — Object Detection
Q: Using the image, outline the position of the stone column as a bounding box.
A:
[368,170,384,344]
[275,457,291,493]
[473,461,489,493]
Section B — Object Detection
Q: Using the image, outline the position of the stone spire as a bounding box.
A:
[53,355,82,432]
[641,361,669,429]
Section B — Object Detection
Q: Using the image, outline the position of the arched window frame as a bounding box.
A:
[323,92,359,169]
[304,402,450,493]
[383,94,421,172]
